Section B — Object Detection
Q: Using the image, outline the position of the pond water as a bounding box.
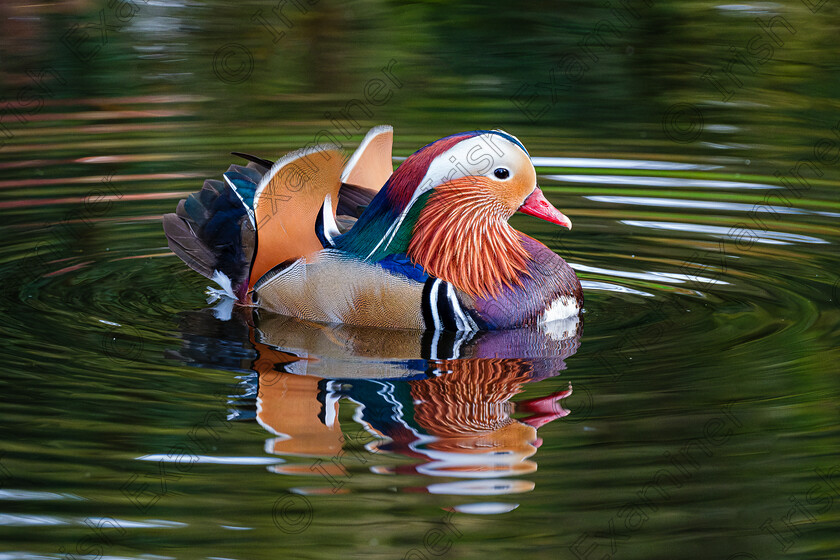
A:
[1,2,839,559]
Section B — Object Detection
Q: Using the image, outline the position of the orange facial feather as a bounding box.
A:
[407,177,532,299]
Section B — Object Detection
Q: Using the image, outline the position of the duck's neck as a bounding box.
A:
[334,187,429,260]
[407,182,530,299]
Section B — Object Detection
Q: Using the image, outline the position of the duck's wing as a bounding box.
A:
[250,145,345,288]
[249,125,395,286]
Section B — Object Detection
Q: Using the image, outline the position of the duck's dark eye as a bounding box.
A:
[493,168,510,179]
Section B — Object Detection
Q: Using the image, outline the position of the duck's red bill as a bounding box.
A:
[518,187,572,229]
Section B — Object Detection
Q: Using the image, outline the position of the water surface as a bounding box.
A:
[1,2,839,559]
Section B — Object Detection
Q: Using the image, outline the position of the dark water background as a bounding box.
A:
[1,1,839,559]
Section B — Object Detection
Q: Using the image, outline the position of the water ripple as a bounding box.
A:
[532,157,720,170]
[586,195,839,216]
[0,490,84,501]
[572,263,729,286]
[543,174,779,189]
[580,280,654,297]
[621,220,829,244]
[136,455,284,465]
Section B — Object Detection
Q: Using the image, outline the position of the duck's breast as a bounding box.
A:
[467,235,582,329]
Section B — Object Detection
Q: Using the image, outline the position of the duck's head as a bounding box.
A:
[337,130,573,298]
[385,130,570,231]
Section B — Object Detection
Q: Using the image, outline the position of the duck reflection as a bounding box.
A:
[174,308,582,511]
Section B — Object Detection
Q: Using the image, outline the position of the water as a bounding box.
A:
[2,1,839,559]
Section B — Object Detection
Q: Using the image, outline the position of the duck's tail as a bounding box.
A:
[162,161,264,301]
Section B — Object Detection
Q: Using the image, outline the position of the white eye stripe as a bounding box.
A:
[424,135,512,189]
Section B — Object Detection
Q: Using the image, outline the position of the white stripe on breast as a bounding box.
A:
[429,279,443,331]
[445,283,478,332]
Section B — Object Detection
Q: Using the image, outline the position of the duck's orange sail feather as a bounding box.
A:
[340,124,393,192]
[250,145,345,288]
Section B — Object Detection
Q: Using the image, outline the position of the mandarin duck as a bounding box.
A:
[163,127,582,330]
